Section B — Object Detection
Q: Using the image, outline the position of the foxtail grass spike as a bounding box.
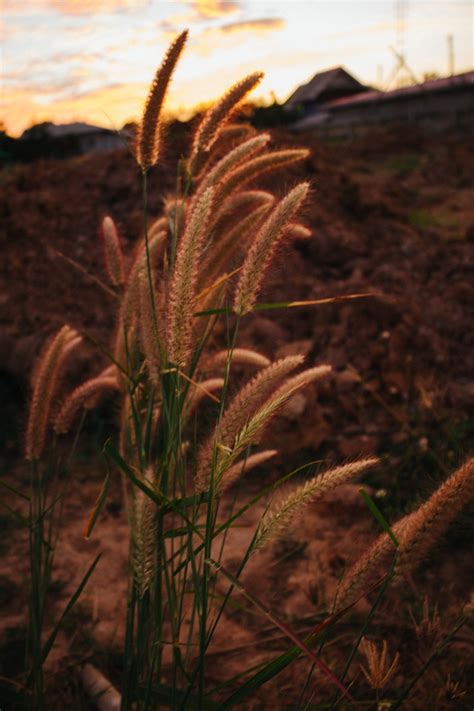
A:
[196,134,270,198]
[286,223,312,240]
[216,189,275,219]
[206,365,330,491]
[138,267,161,385]
[200,202,272,288]
[220,148,309,200]
[55,374,118,434]
[195,355,304,490]
[206,348,271,371]
[185,377,225,417]
[254,458,378,552]
[234,182,310,314]
[167,186,214,367]
[101,215,125,287]
[131,468,157,596]
[217,122,257,142]
[336,457,474,610]
[394,456,474,577]
[222,449,278,493]
[122,229,167,328]
[189,72,263,172]
[25,325,82,460]
[136,29,188,170]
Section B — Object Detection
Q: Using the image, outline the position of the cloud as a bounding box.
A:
[1,81,146,136]
[193,0,240,20]
[220,18,284,34]
[2,0,148,16]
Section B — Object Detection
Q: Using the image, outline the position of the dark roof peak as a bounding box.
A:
[286,66,369,108]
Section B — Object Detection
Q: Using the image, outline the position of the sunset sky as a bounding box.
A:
[2,0,473,136]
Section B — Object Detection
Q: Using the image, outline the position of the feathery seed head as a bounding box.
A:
[195,355,304,492]
[233,182,310,314]
[123,229,167,328]
[136,29,188,170]
[185,377,225,418]
[206,348,271,371]
[54,374,118,434]
[25,325,82,460]
[167,185,214,367]
[360,638,400,690]
[197,134,270,197]
[254,457,377,552]
[286,223,312,240]
[222,449,277,493]
[200,201,272,288]
[394,456,474,577]
[101,215,125,286]
[220,148,309,201]
[138,267,162,386]
[213,190,274,225]
[336,457,474,610]
[189,72,263,171]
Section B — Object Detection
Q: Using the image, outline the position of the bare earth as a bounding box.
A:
[1,124,473,709]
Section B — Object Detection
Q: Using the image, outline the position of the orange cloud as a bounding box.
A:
[2,0,148,15]
[220,18,284,34]
[2,83,145,136]
[193,0,240,19]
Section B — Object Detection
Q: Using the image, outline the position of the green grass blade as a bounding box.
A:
[41,553,101,663]
[358,487,399,547]
[83,471,110,539]
[194,293,375,317]
[0,478,30,501]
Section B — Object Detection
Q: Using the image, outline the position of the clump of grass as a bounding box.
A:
[19,29,474,711]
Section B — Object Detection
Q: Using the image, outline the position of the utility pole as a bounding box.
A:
[447,34,454,76]
[395,0,407,87]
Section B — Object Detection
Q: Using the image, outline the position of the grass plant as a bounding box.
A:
[14,29,474,710]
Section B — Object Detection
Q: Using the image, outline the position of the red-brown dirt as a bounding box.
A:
[1,123,473,709]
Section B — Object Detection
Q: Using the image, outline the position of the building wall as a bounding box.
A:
[298,86,474,138]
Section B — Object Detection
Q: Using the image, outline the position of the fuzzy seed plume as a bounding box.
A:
[394,456,474,577]
[254,458,378,553]
[218,123,257,142]
[101,215,125,287]
[189,72,263,171]
[206,348,271,371]
[220,148,309,200]
[148,216,168,240]
[222,449,277,493]
[336,457,474,610]
[234,182,310,314]
[131,468,157,596]
[113,317,139,391]
[286,223,312,240]
[122,230,167,328]
[197,134,270,198]
[200,202,271,289]
[167,186,214,367]
[195,355,304,491]
[54,374,119,434]
[210,365,327,488]
[217,190,275,218]
[360,639,400,691]
[26,325,82,460]
[185,377,224,417]
[136,29,188,170]
[138,268,162,386]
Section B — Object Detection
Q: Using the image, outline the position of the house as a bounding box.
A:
[285,68,474,136]
[285,66,373,111]
[19,121,124,159]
